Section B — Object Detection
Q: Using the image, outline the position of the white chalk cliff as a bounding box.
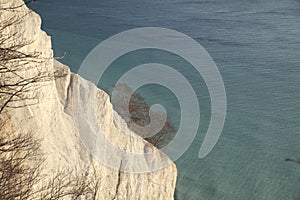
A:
[0,0,177,199]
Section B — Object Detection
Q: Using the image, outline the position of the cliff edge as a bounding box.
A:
[0,0,177,199]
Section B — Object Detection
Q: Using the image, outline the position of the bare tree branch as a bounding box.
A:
[0,4,102,199]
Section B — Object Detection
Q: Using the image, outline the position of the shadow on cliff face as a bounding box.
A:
[174,188,179,200]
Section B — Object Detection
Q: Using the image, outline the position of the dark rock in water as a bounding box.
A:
[285,158,300,164]
[285,158,294,162]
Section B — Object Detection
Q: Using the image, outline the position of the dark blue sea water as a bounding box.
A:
[29,0,300,199]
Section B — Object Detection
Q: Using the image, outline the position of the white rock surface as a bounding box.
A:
[0,1,177,199]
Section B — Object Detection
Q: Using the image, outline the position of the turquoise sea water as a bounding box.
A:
[29,0,300,199]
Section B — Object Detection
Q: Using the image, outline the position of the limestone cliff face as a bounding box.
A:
[0,1,177,199]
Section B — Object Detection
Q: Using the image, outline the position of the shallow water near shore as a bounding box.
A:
[29,0,300,199]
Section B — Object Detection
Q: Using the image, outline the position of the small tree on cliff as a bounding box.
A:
[107,83,175,148]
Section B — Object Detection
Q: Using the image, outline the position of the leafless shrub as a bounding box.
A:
[0,121,101,199]
[0,2,66,114]
[38,167,101,200]
[0,115,43,199]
